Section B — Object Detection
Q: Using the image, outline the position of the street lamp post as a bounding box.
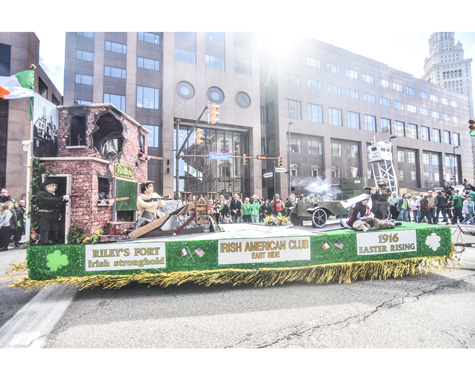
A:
[288,122,293,196]
[453,146,459,184]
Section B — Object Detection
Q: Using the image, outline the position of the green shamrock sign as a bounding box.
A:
[46,250,69,272]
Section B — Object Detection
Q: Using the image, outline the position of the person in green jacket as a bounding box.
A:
[452,190,464,224]
[242,197,252,223]
[250,194,261,223]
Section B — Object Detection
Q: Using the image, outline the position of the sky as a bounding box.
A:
[4,1,475,105]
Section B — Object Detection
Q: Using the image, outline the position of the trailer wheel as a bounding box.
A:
[312,208,327,228]
[290,213,301,226]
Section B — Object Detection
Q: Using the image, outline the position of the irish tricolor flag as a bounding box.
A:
[0,69,35,99]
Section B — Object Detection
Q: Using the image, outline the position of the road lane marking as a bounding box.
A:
[0,285,77,348]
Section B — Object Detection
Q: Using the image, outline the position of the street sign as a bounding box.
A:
[263,172,273,178]
[209,152,230,160]
[275,168,286,173]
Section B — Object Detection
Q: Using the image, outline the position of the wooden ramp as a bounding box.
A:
[128,206,185,240]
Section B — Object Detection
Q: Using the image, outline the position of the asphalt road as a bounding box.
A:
[1,225,474,353]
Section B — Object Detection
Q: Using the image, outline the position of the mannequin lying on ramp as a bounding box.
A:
[340,194,402,231]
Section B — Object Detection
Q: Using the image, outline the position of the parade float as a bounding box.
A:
[9,102,457,291]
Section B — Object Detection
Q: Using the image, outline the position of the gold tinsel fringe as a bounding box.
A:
[6,260,27,275]
[8,255,460,291]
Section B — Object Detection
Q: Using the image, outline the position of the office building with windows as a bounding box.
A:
[0,32,62,200]
[423,32,473,178]
[64,32,471,199]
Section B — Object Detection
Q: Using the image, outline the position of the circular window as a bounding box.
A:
[176,81,195,100]
[206,86,225,104]
[235,92,251,109]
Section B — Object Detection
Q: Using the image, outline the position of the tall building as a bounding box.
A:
[64,32,471,199]
[0,32,62,200]
[423,32,474,179]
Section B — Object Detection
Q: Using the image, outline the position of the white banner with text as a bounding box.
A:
[357,230,417,256]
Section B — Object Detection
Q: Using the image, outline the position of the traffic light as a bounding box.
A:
[210,103,219,124]
[243,154,248,166]
[278,156,283,167]
[196,128,204,144]
[469,119,475,136]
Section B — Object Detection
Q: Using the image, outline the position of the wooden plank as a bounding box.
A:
[140,226,204,238]
[128,206,184,239]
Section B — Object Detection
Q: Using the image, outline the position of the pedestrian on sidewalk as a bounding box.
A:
[461,195,475,224]
[418,194,433,224]
[0,201,14,251]
[452,190,464,224]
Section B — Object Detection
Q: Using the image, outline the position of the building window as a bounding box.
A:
[381,118,391,134]
[75,73,93,85]
[363,74,374,83]
[451,116,459,123]
[327,63,340,74]
[347,89,359,99]
[205,55,225,70]
[207,86,225,104]
[397,150,404,162]
[175,48,196,64]
[235,92,251,109]
[144,125,159,147]
[406,87,416,95]
[308,103,323,123]
[74,99,92,105]
[138,57,160,71]
[430,94,439,102]
[379,78,389,88]
[328,84,341,95]
[176,81,195,100]
[419,90,428,99]
[290,137,301,153]
[329,108,342,126]
[206,32,225,44]
[441,97,449,105]
[364,93,375,103]
[394,101,404,110]
[77,32,94,38]
[331,143,342,157]
[104,93,125,112]
[380,97,390,106]
[432,154,439,166]
[346,68,358,79]
[307,79,321,90]
[285,99,302,120]
[137,86,159,110]
[233,61,251,76]
[411,171,417,181]
[432,128,441,143]
[306,57,320,68]
[442,113,450,121]
[105,41,126,54]
[450,100,457,107]
[105,66,126,79]
[407,104,416,113]
[399,170,405,180]
[453,133,460,146]
[308,139,322,155]
[38,78,48,98]
[76,49,93,62]
[407,124,418,139]
[392,82,402,92]
[395,121,405,137]
[443,130,451,144]
[431,110,440,119]
[420,126,430,140]
[423,153,429,165]
[420,108,429,116]
[284,73,300,85]
[365,115,376,132]
[347,144,359,158]
[348,111,360,129]
[70,115,86,146]
[51,95,60,105]
[138,32,160,45]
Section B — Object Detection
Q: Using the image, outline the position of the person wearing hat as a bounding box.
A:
[1,188,11,203]
[418,194,433,224]
[37,179,70,245]
[341,195,373,229]
[137,181,164,221]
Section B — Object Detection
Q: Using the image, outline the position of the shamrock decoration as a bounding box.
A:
[425,233,441,251]
[46,250,69,272]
